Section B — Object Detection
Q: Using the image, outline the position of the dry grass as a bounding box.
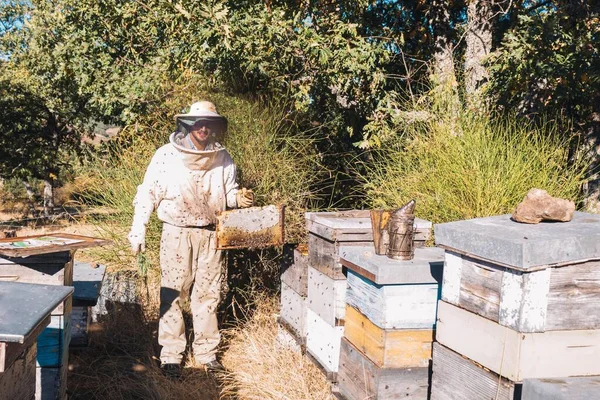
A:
[220,296,335,400]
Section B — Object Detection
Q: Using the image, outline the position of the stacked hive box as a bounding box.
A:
[280,245,309,344]
[0,282,73,400]
[303,210,432,378]
[432,212,600,400]
[71,262,107,347]
[0,234,109,400]
[337,246,444,399]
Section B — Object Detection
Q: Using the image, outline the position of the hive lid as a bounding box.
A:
[435,211,600,271]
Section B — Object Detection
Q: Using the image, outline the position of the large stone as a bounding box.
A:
[512,188,575,224]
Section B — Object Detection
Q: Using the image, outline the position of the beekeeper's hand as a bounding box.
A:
[127,224,146,255]
[236,188,254,208]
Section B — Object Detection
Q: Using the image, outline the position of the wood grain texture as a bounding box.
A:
[437,300,600,381]
[0,342,36,400]
[308,233,370,279]
[337,338,429,400]
[346,270,440,329]
[546,260,600,331]
[307,266,346,326]
[431,342,517,400]
[280,282,308,339]
[522,376,600,399]
[344,305,433,368]
[458,257,503,322]
[306,308,344,373]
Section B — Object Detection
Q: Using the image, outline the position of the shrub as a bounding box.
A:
[361,97,590,224]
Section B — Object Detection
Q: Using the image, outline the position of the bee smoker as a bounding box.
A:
[386,200,416,260]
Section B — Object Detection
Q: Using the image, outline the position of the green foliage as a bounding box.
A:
[487,7,600,133]
[361,94,590,223]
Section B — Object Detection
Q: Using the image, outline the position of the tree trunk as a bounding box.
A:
[464,0,494,104]
[43,179,54,217]
[430,0,457,88]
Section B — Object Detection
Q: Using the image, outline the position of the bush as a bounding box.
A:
[361,96,590,224]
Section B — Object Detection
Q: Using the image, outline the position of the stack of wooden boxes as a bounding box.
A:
[432,212,600,400]
[337,246,444,399]
[0,282,73,400]
[297,210,431,379]
[0,234,109,400]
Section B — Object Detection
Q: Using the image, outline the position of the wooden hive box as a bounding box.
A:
[281,246,309,297]
[344,305,434,368]
[431,342,518,400]
[436,212,600,333]
[0,282,72,400]
[280,281,308,341]
[36,313,71,368]
[436,300,600,382]
[342,246,444,330]
[306,210,432,279]
[337,338,429,400]
[70,262,107,348]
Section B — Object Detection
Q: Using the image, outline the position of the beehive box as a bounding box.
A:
[306,210,432,279]
[522,376,600,399]
[306,308,344,376]
[337,338,429,400]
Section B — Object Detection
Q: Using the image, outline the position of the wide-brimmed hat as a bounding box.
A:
[175,101,228,136]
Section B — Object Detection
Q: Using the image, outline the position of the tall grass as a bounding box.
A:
[361,96,589,224]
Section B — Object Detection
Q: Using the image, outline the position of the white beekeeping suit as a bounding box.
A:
[127,101,253,376]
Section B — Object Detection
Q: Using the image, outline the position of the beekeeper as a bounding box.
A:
[127,101,253,377]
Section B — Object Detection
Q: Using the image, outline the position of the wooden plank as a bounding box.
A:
[436,300,600,381]
[281,249,308,297]
[0,342,36,400]
[546,260,600,331]
[523,376,600,399]
[0,234,110,258]
[216,205,284,250]
[344,305,433,368]
[280,282,308,339]
[337,338,429,400]
[457,257,503,322]
[346,270,439,329]
[307,266,346,326]
[73,262,106,306]
[306,308,344,374]
[431,342,517,400]
[308,233,371,279]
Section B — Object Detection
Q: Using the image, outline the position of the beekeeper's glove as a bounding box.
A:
[127,224,146,255]
[236,188,254,208]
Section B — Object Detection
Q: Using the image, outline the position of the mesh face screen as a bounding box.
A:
[176,116,228,138]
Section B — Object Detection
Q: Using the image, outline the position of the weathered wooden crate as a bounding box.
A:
[306,210,432,279]
[522,376,600,399]
[306,308,344,376]
[337,338,429,400]
[346,270,440,329]
[431,342,518,400]
[344,305,433,368]
[436,300,600,382]
[280,281,308,341]
[307,266,346,326]
[281,247,308,297]
[0,342,37,400]
[436,212,600,333]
